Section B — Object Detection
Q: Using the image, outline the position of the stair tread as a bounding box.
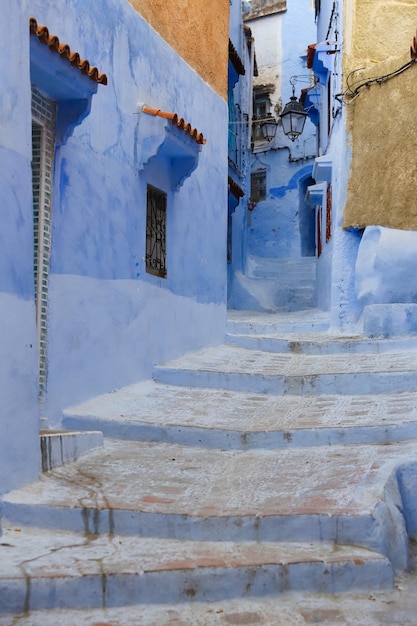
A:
[63,382,417,434]
[0,525,393,613]
[0,525,386,578]
[4,438,417,519]
[155,344,417,376]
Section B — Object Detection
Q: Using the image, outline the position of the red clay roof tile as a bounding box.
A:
[228,176,244,199]
[307,44,317,69]
[141,105,206,145]
[30,17,108,85]
[229,39,246,76]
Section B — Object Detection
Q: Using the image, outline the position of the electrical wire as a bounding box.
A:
[335,58,417,105]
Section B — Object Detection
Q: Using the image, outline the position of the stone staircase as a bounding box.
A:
[231,257,317,312]
[2,310,417,623]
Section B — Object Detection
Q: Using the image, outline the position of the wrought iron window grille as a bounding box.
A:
[146,185,167,278]
[250,170,267,203]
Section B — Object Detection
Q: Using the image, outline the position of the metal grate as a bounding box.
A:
[250,170,267,202]
[146,185,167,278]
[31,87,56,401]
[326,183,332,243]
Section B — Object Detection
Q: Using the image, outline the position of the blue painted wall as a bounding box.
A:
[0,5,40,494]
[0,0,228,491]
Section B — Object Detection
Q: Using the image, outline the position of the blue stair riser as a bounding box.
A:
[62,414,417,450]
[153,369,417,396]
[2,503,408,572]
[225,334,417,354]
[0,559,393,614]
[226,321,330,334]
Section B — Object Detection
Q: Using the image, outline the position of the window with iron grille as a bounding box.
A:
[146,185,167,278]
[250,169,267,203]
[31,87,56,401]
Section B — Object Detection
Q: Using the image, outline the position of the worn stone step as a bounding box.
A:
[226,331,417,354]
[3,439,416,571]
[229,277,317,313]
[153,344,417,396]
[62,382,417,449]
[227,310,330,334]
[246,256,317,281]
[0,524,392,614]
[3,574,417,626]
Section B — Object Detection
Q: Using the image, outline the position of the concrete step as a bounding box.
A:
[153,344,417,396]
[2,576,417,626]
[230,275,317,313]
[226,310,417,353]
[62,382,417,449]
[3,439,416,572]
[227,309,330,334]
[226,330,417,354]
[0,523,392,614]
[246,256,317,281]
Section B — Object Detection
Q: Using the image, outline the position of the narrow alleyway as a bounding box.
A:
[2,309,417,623]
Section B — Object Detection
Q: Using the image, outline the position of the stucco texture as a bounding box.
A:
[128,0,229,99]
[349,0,417,66]
[343,1,417,229]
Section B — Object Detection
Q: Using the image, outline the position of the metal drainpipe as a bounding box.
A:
[247,36,255,161]
[247,35,255,234]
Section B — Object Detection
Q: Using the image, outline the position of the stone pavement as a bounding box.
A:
[2,310,417,622]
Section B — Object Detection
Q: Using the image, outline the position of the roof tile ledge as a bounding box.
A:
[141,106,206,145]
[138,105,205,190]
[30,17,107,85]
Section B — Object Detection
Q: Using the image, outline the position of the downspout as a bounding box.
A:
[247,35,255,160]
[247,34,255,235]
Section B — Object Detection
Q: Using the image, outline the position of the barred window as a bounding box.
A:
[250,170,267,203]
[146,185,167,278]
[31,87,56,401]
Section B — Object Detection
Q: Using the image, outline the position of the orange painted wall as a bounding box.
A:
[128,0,229,99]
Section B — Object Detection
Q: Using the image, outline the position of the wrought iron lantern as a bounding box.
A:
[260,117,278,142]
[280,90,308,142]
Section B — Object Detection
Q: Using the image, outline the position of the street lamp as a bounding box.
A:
[260,116,278,142]
[280,87,308,142]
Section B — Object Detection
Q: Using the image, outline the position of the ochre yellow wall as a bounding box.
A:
[343,1,417,229]
[128,0,229,99]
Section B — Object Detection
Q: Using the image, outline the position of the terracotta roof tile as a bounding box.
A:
[229,39,245,76]
[141,105,206,145]
[243,26,258,77]
[30,18,108,85]
[228,176,244,199]
[307,44,317,69]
